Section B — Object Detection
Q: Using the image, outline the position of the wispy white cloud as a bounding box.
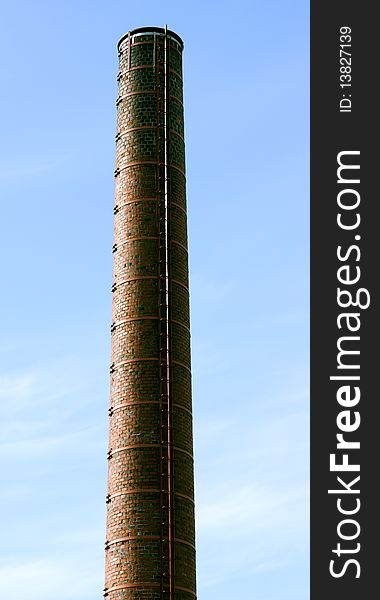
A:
[190,274,236,305]
[0,369,106,600]
[0,426,102,460]
[0,160,59,182]
[197,482,305,536]
[0,368,105,460]
[0,368,79,412]
[194,405,309,590]
[53,526,104,547]
[0,483,32,501]
[0,372,39,406]
[0,556,103,600]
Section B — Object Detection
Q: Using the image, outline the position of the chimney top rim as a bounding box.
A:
[118,27,184,50]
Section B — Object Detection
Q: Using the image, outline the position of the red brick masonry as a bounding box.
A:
[104,28,196,600]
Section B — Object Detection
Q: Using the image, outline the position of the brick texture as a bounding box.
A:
[104,28,196,600]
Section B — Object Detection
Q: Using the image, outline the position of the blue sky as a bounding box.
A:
[0,1,309,598]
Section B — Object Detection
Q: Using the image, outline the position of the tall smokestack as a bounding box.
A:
[104,27,197,600]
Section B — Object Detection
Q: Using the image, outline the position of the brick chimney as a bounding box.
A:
[104,27,197,600]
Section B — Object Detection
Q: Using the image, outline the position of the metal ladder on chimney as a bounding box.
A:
[156,27,174,600]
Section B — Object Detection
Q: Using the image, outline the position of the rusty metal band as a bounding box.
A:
[116,65,183,80]
[116,159,159,171]
[170,94,184,106]
[105,536,195,551]
[175,585,197,596]
[111,358,160,370]
[123,65,153,75]
[115,86,155,95]
[112,275,157,290]
[111,317,159,328]
[110,400,160,410]
[104,584,196,598]
[107,488,161,501]
[120,39,182,52]
[170,129,185,142]
[110,319,189,334]
[171,239,188,253]
[116,160,186,177]
[109,444,161,457]
[104,583,160,596]
[169,163,186,175]
[172,359,191,373]
[107,490,194,504]
[106,535,161,548]
[114,197,158,206]
[174,537,196,550]
[174,491,194,503]
[171,201,187,214]
[114,198,187,217]
[171,278,189,292]
[171,319,190,332]
[116,125,185,144]
[169,68,184,80]
[115,236,159,246]
[173,402,192,416]
[114,237,187,252]
[118,29,183,49]
[113,275,157,282]
[117,124,159,133]
[117,67,154,78]
[128,39,182,54]
[109,401,193,417]
[108,444,193,460]
[173,446,193,460]
[115,89,183,105]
